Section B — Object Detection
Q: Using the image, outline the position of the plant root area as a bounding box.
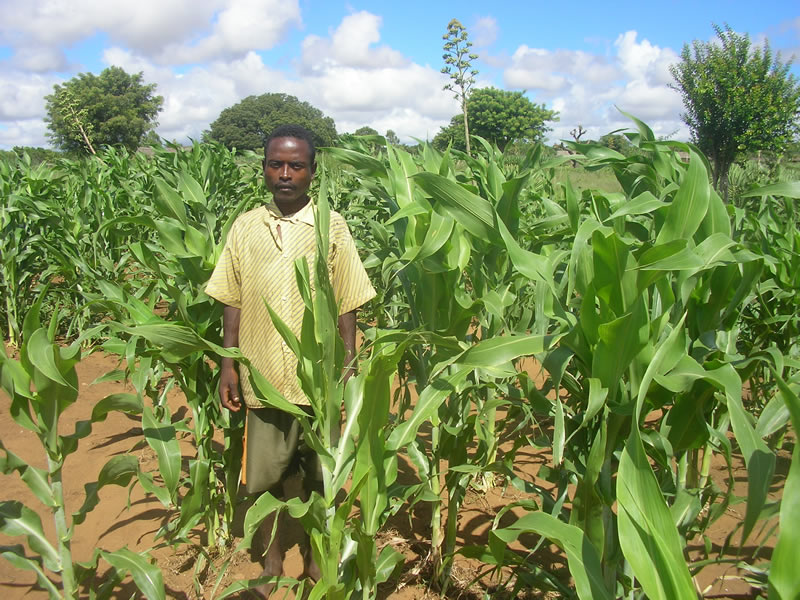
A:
[0,347,787,599]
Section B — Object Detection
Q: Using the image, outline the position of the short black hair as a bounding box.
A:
[264,124,316,164]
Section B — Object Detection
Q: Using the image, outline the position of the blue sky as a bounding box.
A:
[0,0,797,149]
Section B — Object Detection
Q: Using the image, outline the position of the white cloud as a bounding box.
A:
[300,11,408,72]
[0,118,50,149]
[0,70,58,120]
[0,0,300,67]
[0,5,699,150]
[472,17,499,49]
[503,31,685,142]
[614,31,678,85]
[154,0,302,64]
[505,46,619,93]
[97,21,456,146]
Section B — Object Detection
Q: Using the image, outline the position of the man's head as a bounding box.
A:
[264,124,316,165]
[263,124,317,213]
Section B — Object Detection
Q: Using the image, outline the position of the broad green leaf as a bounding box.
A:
[0,441,55,507]
[497,216,551,284]
[607,191,665,220]
[742,181,800,199]
[0,546,61,596]
[617,429,696,600]
[387,367,470,451]
[592,299,648,400]
[73,455,139,526]
[768,371,800,600]
[619,109,656,142]
[412,172,496,240]
[405,210,454,263]
[153,177,187,226]
[322,147,387,178]
[0,501,60,572]
[656,150,710,245]
[101,548,165,600]
[141,406,180,503]
[637,240,703,272]
[26,327,74,390]
[177,171,207,208]
[91,393,142,422]
[491,512,612,600]
[583,378,608,425]
[456,334,560,368]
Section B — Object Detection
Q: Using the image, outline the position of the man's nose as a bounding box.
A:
[279,164,291,179]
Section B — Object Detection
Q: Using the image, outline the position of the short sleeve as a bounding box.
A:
[330,216,376,315]
[205,219,243,308]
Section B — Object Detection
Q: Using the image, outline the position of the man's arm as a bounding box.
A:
[220,304,242,412]
[337,310,357,385]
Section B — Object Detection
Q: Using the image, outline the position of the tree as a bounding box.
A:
[599,133,635,156]
[44,66,163,154]
[354,126,379,136]
[669,24,800,199]
[570,125,587,143]
[433,87,558,152]
[385,130,400,146]
[205,93,337,152]
[441,19,479,155]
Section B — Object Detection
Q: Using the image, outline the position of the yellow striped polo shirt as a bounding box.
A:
[205,200,376,407]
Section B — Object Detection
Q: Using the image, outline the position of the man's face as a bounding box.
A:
[263,137,315,210]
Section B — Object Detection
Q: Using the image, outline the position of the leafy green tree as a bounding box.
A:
[205,93,338,151]
[434,87,558,152]
[44,66,163,154]
[354,126,379,136]
[599,133,635,156]
[385,130,400,145]
[442,18,479,155]
[669,24,800,199]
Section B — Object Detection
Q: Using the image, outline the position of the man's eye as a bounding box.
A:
[291,163,304,170]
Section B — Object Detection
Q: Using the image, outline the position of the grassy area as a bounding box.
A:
[552,163,623,194]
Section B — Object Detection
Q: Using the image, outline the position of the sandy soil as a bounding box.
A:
[0,347,785,599]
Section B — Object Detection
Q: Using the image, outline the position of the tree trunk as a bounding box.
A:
[462,106,470,156]
[711,155,731,203]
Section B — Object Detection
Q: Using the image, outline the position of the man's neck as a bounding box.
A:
[274,196,311,216]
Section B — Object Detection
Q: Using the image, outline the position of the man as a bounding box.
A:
[205,124,375,597]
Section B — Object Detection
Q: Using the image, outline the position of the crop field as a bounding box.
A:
[1,117,799,600]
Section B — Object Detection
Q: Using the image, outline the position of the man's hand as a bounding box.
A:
[338,310,357,386]
[220,304,242,412]
[219,363,242,412]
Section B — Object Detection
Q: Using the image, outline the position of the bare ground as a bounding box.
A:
[0,347,786,599]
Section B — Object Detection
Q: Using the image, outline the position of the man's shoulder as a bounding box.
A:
[230,205,268,231]
[328,209,352,235]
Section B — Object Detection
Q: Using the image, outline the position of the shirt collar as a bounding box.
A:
[263,200,315,226]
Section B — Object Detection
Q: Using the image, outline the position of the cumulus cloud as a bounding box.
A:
[0,4,699,150]
[94,12,456,146]
[503,31,685,142]
[0,118,51,149]
[154,0,302,64]
[472,17,499,49]
[300,11,408,72]
[0,0,300,68]
[0,70,59,120]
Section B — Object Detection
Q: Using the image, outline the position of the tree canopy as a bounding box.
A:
[353,126,379,137]
[434,87,558,152]
[669,24,800,198]
[44,66,163,154]
[205,93,338,152]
